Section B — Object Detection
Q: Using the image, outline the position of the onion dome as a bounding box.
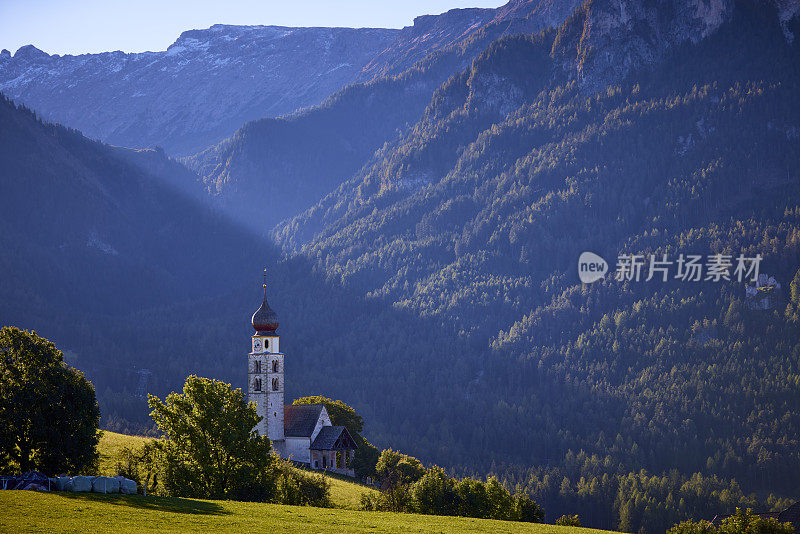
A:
[252,283,279,334]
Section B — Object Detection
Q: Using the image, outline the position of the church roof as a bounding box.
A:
[310,426,359,451]
[283,404,325,437]
[252,275,279,334]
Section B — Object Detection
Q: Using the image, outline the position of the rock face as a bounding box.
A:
[359,0,585,80]
[0,26,399,155]
[552,0,798,91]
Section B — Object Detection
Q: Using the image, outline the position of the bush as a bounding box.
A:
[366,449,543,522]
[669,509,794,534]
[412,467,458,516]
[114,443,158,495]
[556,514,582,527]
[513,493,545,523]
[274,463,330,507]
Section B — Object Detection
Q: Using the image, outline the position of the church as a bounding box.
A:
[247,276,358,476]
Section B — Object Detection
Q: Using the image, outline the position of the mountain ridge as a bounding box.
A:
[0,24,399,155]
[183,0,586,233]
[0,1,575,156]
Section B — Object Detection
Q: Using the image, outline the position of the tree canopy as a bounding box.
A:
[669,508,795,534]
[365,449,543,522]
[0,326,99,475]
[148,375,274,500]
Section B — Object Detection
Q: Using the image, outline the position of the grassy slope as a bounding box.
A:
[98,431,151,475]
[97,431,377,509]
[2,432,618,532]
[0,491,617,534]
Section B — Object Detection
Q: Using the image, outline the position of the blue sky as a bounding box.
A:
[0,0,507,56]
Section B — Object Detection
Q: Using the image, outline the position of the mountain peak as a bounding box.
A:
[14,44,49,61]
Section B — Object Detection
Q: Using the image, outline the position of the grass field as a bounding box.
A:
[98,431,151,475]
[0,491,618,534]
[2,432,619,533]
[97,431,378,509]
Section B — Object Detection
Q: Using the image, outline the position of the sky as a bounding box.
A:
[0,0,508,56]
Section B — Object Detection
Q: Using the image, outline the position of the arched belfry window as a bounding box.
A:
[272,360,279,373]
[254,360,261,373]
[253,378,262,391]
[272,378,279,391]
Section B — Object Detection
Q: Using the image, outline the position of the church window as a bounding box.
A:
[272,360,279,372]
[253,378,261,391]
[272,378,279,391]
[264,339,269,350]
[254,360,261,373]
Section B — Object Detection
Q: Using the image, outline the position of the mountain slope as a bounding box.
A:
[269,2,800,525]
[357,0,582,80]
[0,95,274,317]
[184,0,584,233]
[4,3,800,533]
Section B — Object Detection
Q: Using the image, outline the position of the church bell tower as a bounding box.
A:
[248,269,284,451]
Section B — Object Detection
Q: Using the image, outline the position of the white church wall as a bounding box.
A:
[284,437,310,463]
[265,351,285,443]
[248,352,268,437]
[310,407,332,442]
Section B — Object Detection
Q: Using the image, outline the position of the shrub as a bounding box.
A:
[669,509,794,534]
[556,514,582,527]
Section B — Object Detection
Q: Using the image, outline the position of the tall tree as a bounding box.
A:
[0,326,99,474]
[148,375,274,500]
[374,449,426,511]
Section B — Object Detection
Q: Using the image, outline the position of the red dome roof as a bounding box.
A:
[252,286,279,333]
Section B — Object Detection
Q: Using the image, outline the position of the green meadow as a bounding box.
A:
[0,431,620,533]
[0,491,618,534]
